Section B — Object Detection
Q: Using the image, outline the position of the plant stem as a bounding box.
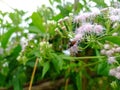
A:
[63,56,106,61]
[29,58,39,90]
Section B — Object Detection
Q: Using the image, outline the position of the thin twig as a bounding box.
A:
[29,58,39,90]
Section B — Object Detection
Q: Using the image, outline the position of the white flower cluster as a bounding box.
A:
[109,66,120,79]
[101,43,120,64]
[109,7,120,22]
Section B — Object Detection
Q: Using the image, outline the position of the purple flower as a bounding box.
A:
[109,15,119,22]
[73,34,83,41]
[93,25,103,34]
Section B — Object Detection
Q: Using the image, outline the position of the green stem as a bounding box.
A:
[84,60,102,67]
[63,56,106,61]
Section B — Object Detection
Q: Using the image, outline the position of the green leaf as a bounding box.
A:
[101,36,120,46]
[0,28,16,48]
[42,62,50,78]
[31,12,45,33]
[12,76,21,90]
[97,61,110,76]
[9,12,21,25]
[28,26,42,33]
[76,72,82,90]
[92,0,107,7]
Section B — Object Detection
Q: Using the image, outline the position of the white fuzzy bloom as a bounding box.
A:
[74,13,90,23]
[116,66,120,72]
[93,25,103,34]
[110,8,120,15]
[27,34,35,40]
[90,10,100,17]
[63,49,70,56]
[107,56,116,64]
[20,37,28,50]
[109,68,117,76]
[104,44,111,50]
[109,15,119,22]
[74,34,83,41]
[76,23,93,34]
[115,47,120,53]
[100,49,106,55]
[115,73,120,79]
[111,48,116,52]
[105,50,114,56]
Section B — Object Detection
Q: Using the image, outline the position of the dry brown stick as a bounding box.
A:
[29,58,39,90]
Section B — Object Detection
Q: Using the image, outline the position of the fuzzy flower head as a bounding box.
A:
[93,25,104,34]
[74,10,100,23]
[75,23,104,35]
[109,15,119,22]
[107,56,116,64]
[75,23,93,34]
[73,34,83,41]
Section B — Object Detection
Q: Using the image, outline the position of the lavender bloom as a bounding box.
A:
[115,73,120,79]
[104,44,111,50]
[73,34,83,41]
[109,68,117,76]
[105,50,114,56]
[107,56,116,64]
[74,13,91,23]
[93,25,104,34]
[75,23,93,34]
[109,15,119,22]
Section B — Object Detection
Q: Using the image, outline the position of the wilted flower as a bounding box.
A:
[70,44,78,55]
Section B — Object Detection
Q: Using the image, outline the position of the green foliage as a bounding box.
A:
[1,0,120,90]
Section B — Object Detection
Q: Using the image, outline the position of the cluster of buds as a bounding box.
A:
[108,7,120,22]
[109,66,120,79]
[101,43,120,64]
[55,13,73,37]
